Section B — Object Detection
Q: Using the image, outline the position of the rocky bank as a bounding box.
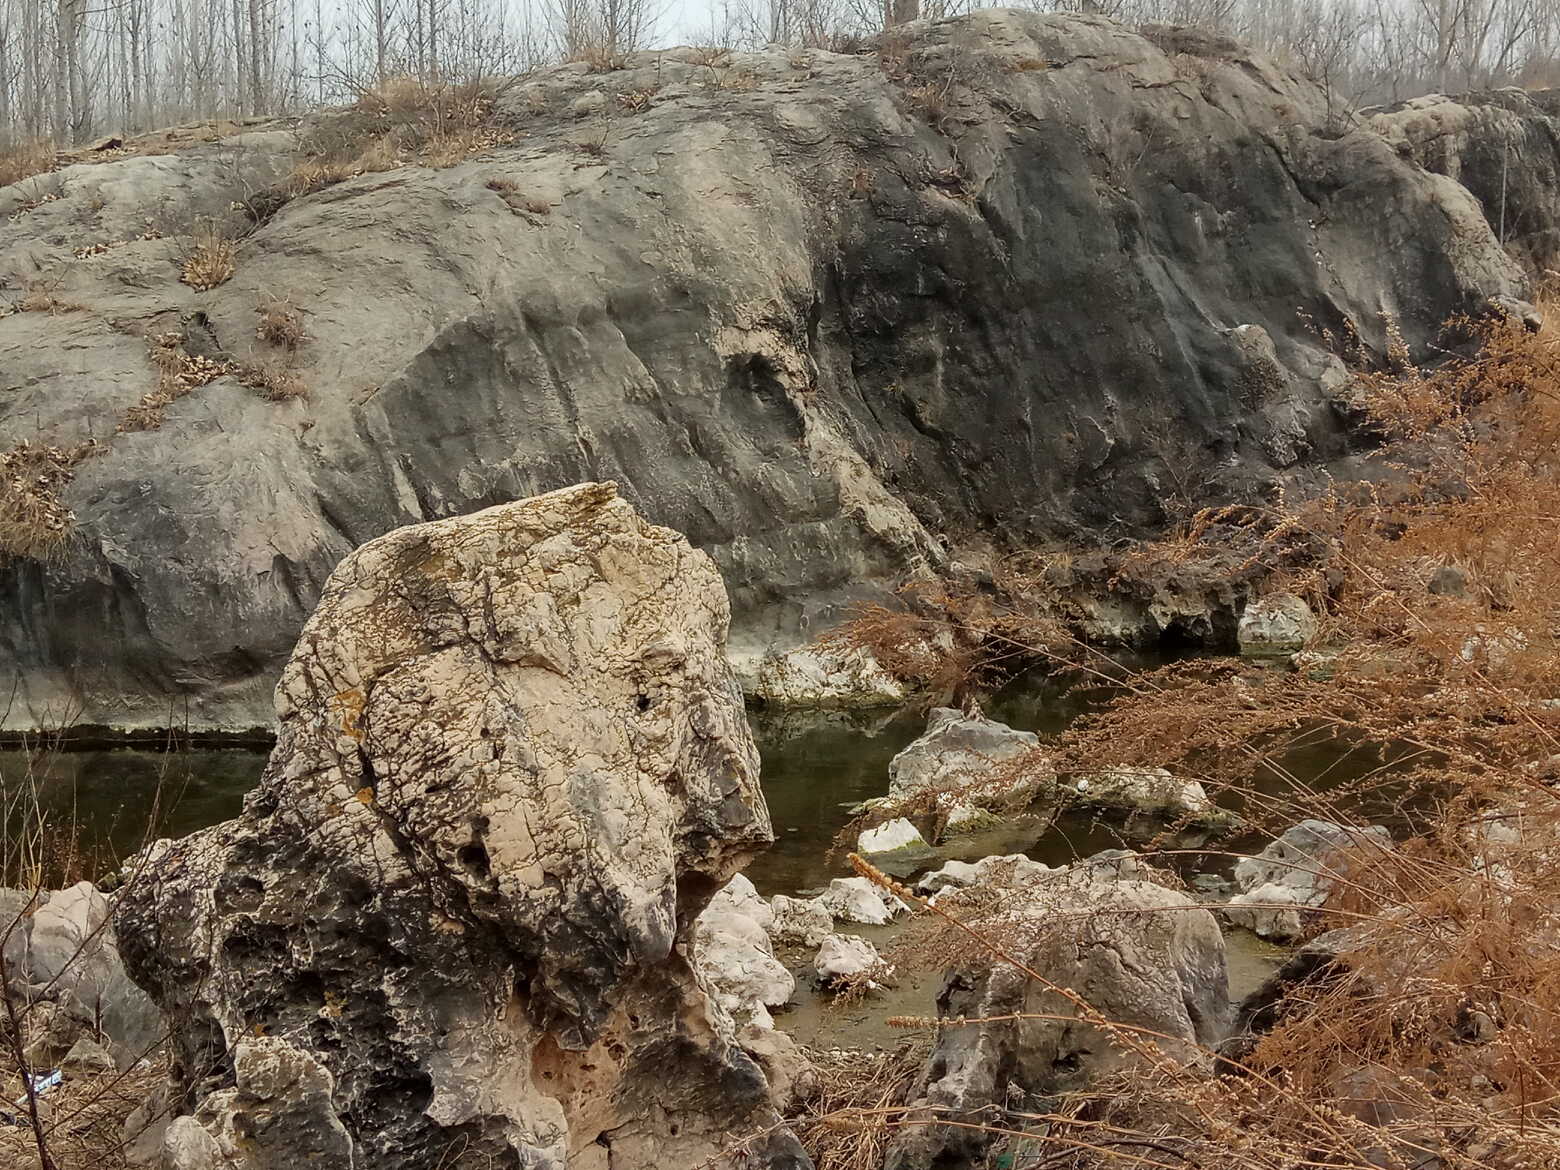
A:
[0,10,1540,730]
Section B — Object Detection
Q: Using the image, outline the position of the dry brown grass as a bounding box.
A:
[179,220,236,291]
[9,284,86,316]
[788,1044,929,1170]
[279,77,510,201]
[570,43,631,72]
[255,294,305,349]
[0,140,54,189]
[0,440,102,561]
[237,356,309,402]
[815,303,1560,1169]
[0,1054,168,1170]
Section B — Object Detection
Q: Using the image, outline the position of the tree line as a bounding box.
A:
[2,0,1558,147]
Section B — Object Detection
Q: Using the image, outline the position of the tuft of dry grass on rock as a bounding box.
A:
[570,43,631,72]
[7,283,86,316]
[120,332,232,431]
[486,177,550,216]
[0,440,102,560]
[237,356,309,402]
[255,293,305,349]
[0,140,54,189]
[179,219,236,290]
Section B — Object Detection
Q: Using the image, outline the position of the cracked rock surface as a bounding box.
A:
[116,482,808,1169]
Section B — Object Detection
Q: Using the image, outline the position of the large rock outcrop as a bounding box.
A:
[116,483,808,1169]
[0,12,1534,730]
[1371,88,1560,275]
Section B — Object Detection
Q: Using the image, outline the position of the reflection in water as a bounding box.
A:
[0,659,1409,897]
[0,749,262,880]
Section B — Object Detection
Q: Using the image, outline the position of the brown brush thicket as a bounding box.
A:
[279,78,511,203]
[808,305,1560,1168]
[0,441,102,561]
[0,140,54,188]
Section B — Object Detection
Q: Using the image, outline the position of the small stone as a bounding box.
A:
[1428,564,1467,596]
[768,895,835,947]
[813,934,885,984]
[1238,593,1318,657]
[62,1036,115,1074]
[817,877,908,925]
[160,1117,225,1170]
[856,818,927,856]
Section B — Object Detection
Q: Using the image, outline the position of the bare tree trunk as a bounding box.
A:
[231,0,246,114]
[249,0,265,114]
[428,0,439,79]
[375,0,387,87]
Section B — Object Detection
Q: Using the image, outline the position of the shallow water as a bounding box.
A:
[0,670,1297,1050]
[0,666,1166,891]
[0,658,1390,899]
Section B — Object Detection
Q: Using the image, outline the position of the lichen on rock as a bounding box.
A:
[117,482,808,1169]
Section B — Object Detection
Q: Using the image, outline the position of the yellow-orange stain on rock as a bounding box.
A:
[332,687,366,741]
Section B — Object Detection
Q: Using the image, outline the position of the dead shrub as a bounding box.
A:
[237,357,309,402]
[814,303,1560,1170]
[0,140,54,189]
[255,294,305,349]
[0,440,102,560]
[180,220,237,290]
[278,77,510,199]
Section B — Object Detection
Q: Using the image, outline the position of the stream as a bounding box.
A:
[0,664,1304,1049]
[0,664,1173,893]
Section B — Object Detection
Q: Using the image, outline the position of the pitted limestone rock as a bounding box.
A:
[117,483,808,1170]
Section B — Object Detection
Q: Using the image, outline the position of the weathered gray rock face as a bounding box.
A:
[888,871,1228,1170]
[116,483,808,1169]
[0,12,1533,730]
[1371,89,1560,275]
